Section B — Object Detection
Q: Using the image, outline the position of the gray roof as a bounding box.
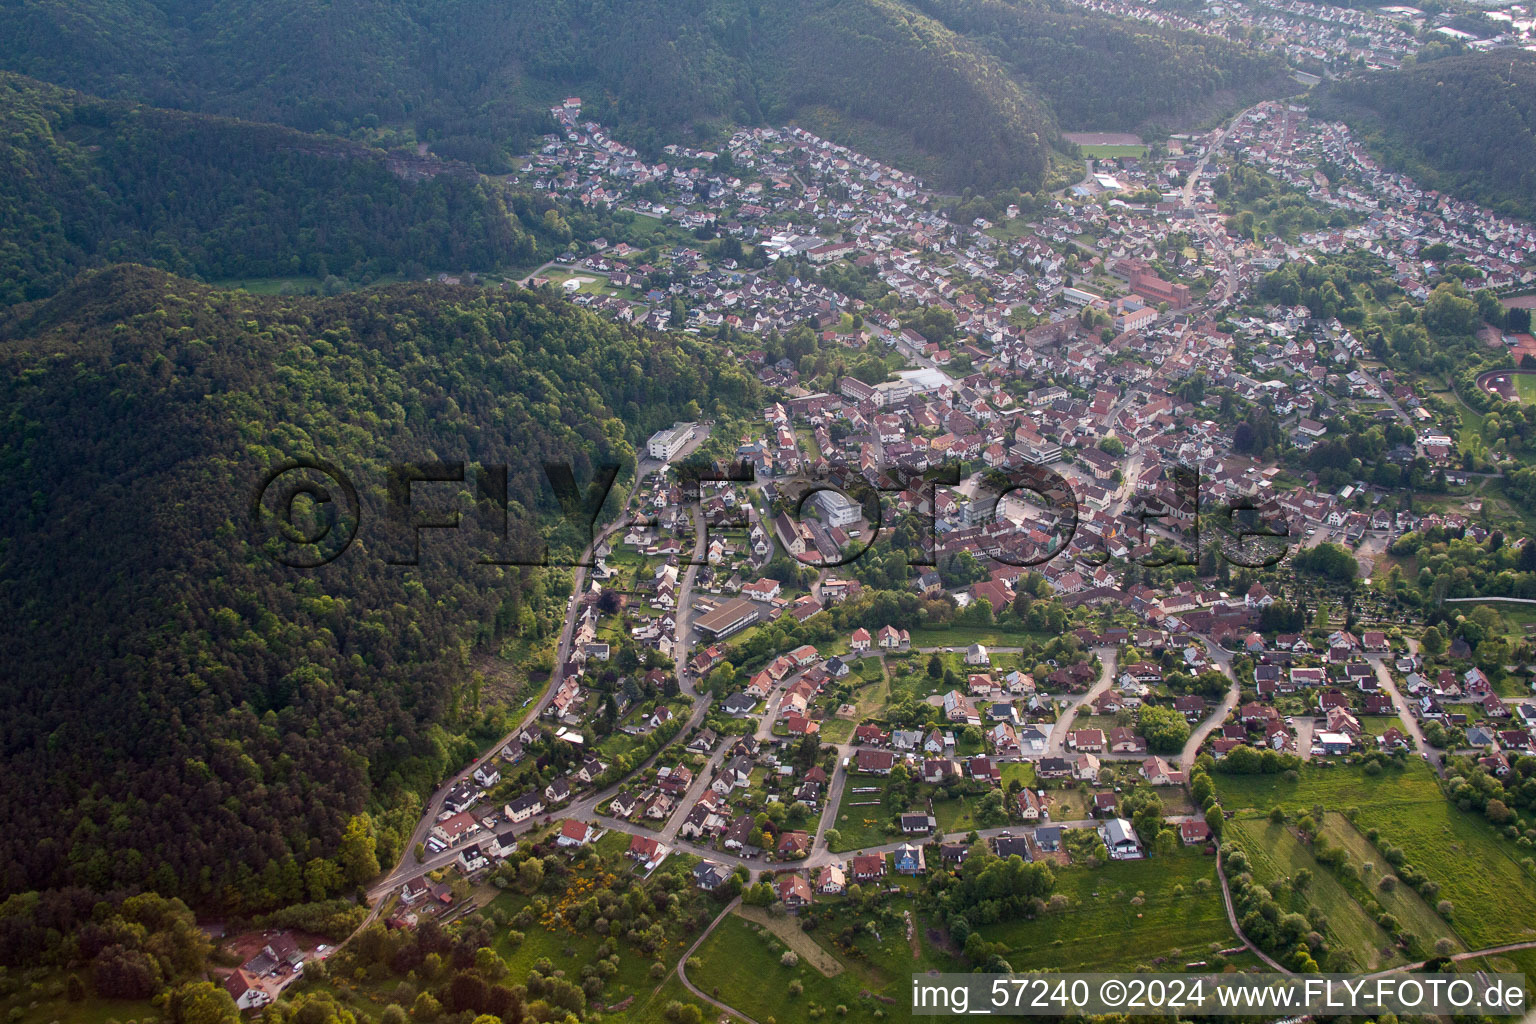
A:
[1103,817,1138,847]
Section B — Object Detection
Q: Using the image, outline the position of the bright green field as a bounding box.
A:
[976,848,1236,971]
[1218,763,1536,950]
[1349,799,1536,949]
[1319,813,1463,954]
[1212,759,1442,813]
[1227,818,1401,971]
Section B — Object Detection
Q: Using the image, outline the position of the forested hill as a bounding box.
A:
[0,266,760,910]
[0,0,1291,192]
[1313,50,1536,221]
[908,0,1291,134]
[0,73,554,306]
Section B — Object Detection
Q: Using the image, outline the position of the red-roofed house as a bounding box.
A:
[557,820,594,847]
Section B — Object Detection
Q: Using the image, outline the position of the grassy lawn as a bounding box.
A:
[1493,672,1535,698]
[976,849,1236,971]
[1450,394,1489,459]
[1359,716,1403,737]
[1456,947,1536,1006]
[1488,477,1536,542]
[540,268,628,297]
[820,717,855,743]
[834,657,891,728]
[213,274,324,294]
[829,776,903,852]
[1318,813,1462,954]
[1001,761,1037,790]
[1044,786,1093,821]
[1515,373,1536,405]
[735,904,845,975]
[932,793,983,834]
[593,826,634,859]
[1450,599,1536,639]
[1227,818,1401,971]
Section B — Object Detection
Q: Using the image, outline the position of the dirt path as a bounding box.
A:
[677,898,760,1024]
[1363,939,1536,977]
[1215,854,1291,973]
[735,904,846,976]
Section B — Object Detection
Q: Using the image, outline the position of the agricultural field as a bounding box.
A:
[1226,818,1402,971]
[1212,758,1442,813]
[1318,813,1462,954]
[1349,799,1536,949]
[976,848,1236,971]
[1219,762,1536,951]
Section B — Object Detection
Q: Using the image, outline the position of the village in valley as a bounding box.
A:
[9,0,1536,1018]
[292,65,1536,1024]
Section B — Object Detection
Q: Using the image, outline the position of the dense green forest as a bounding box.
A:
[0,0,1291,191]
[1313,50,1536,220]
[0,73,557,305]
[0,266,760,911]
[908,0,1291,132]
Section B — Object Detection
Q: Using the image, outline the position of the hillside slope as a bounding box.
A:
[913,0,1293,132]
[0,72,549,305]
[0,0,1290,191]
[0,266,759,909]
[1314,50,1536,220]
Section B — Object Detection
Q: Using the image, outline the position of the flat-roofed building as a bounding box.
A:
[694,597,760,639]
[647,421,696,461]
[1011,437,1063,465]
[811,488,860,527]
